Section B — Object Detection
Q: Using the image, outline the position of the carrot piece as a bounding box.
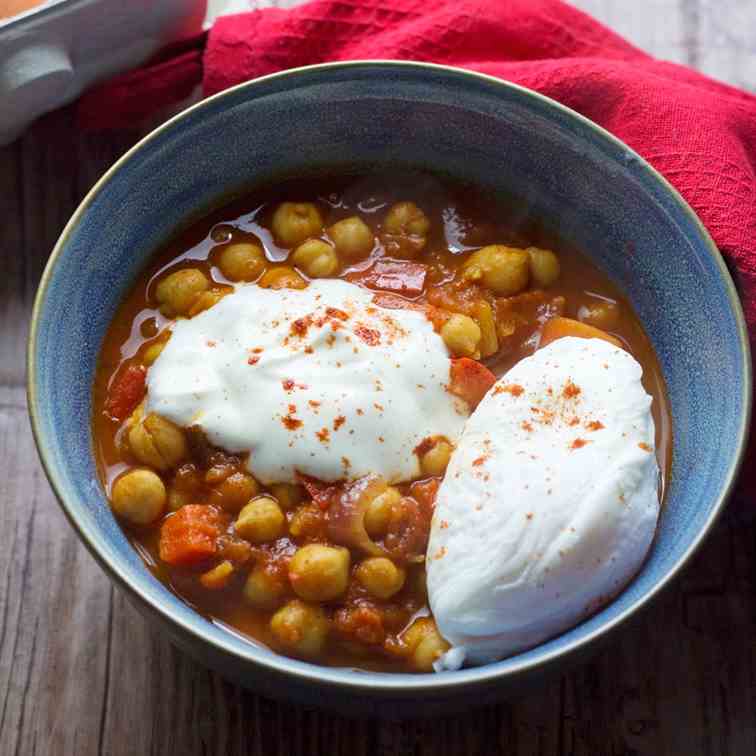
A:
[448,358,497,409]
[347,260,428,295]
[104,363,146,421]
[159,504,224,567]
[540,317,623,349]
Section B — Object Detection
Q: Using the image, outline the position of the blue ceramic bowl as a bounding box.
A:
[29,62,751,716]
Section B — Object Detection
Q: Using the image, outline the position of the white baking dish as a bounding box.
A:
[0,0,207,145]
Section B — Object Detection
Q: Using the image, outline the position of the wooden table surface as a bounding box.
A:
[2,2,756,754]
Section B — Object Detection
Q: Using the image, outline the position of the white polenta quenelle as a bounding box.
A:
[146,279,466,484]
[427,337,659,668]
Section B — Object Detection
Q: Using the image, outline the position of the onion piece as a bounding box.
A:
[347,260,428,296]
[326,474,388,557]
[385,496,431,564]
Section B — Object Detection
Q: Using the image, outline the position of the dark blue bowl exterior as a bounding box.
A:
[30,63,749,713]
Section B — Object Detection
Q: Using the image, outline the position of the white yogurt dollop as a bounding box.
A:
[147,279,466,484]
[427,337,659,669]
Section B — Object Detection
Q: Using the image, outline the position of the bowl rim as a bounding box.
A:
[28,59,752,695]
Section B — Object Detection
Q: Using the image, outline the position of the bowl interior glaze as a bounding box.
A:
[29,62,750,712]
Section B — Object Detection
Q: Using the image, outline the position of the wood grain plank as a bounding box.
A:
[0,113,144,756]
[3,2,756,753]
[573,0,756,92]
[696,0,756,92]
[0,390,110,756]
[566,0,693,66]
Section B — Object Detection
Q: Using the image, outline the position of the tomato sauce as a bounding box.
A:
[92,171,672,672]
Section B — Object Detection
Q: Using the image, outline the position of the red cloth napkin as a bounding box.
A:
[77,0,756,500]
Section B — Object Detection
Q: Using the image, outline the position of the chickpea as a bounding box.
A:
[527,247,560,288]
[402,616,435,651]
[382,201,430,258]
[218,242,266,282]
[269,482,305,510]
[363,486,401,539]
[243,564,287,609]
[578,300,620,331]
[111,468,166,525]
[402,617,450,672]
[199,561,234,590]
[271,202,323,247]
[440,314,481,357]
[155,268,209,317]
[383,201,430,237]
[291,239,339,278]
[234,496,285,543]
[327,216,374,260]
[288,544,350,601]
[355,557,406,599]
[463,245,529,296]
[420,437,453,477]
[258,266,307,290]
[210,471,259,513]
[128,413,187,471]
[142,413,187,468]
[188,287,231,317]
[142,341,165,366]
[413,630,451,672]
[270,600,329,657]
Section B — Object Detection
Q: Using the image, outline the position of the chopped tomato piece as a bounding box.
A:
[427,281,487,317]
[297,473,339,511]
[371,292,426,312]
[448,358,496,409]
[104,363,146,421]
[347,260,427,296]
[371,293,450,332]
[334,605,386,645]
[159,504,225,567]
[409,478,440,511]
[539,317,623,349]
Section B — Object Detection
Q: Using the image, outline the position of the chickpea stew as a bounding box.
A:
[93,172,672,673]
